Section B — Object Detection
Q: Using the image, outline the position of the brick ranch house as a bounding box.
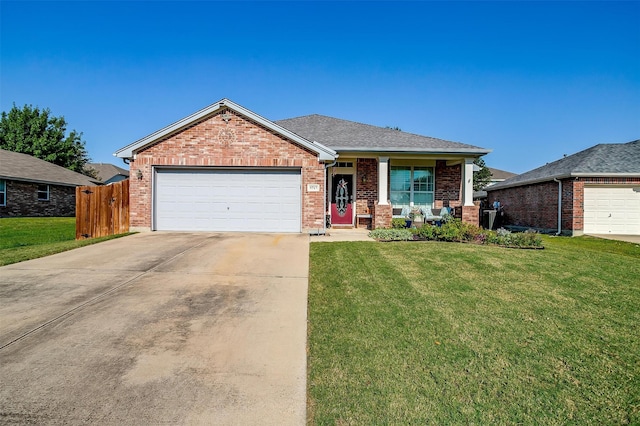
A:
[114,99,490,233]
[0,149,99,217]
[486,139,640,236]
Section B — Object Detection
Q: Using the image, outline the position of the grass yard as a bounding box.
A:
[0,217,129,266]
[308,236,640,425]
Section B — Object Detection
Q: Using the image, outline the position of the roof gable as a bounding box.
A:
[0,149,99,187]
[114,99,337,161]
[488,139,640,190]
[276,114,490,155]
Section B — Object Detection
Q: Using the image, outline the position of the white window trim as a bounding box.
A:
[37,184,50,201]
[390,165,435,208]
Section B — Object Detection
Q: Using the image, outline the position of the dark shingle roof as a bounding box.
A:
[0,149,99,187]
[488,139,640,190]
[86,163,129,182]
[275,114,490,154]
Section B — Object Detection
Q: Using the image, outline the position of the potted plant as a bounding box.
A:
[410,208,424,227]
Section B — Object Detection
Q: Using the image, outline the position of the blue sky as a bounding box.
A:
[1,1,639,174]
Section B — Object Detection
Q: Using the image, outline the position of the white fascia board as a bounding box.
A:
[330,147,492,155]
[486,174,571,191]
[488,172,640,192]
[222,100,337,161]
[572,172,640,178]
[113,101,226,158]
[113,98,337,161]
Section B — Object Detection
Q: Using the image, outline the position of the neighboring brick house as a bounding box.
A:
[85,163,129,184]
[0,149,99,217]
[114,98,490,233]
[486,140,640,236]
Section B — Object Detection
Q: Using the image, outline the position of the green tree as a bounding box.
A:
[0,104,90,174]
[473,157,492,191]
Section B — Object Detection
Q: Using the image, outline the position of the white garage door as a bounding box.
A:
[584,186,640,235]
[155,169,301,232]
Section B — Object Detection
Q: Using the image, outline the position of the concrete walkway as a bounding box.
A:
[588,234,640,244]
[0,232,309,425]
[310,228,374,242]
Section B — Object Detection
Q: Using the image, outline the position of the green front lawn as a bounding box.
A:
[308,237,640,424]
[0,217,129,266]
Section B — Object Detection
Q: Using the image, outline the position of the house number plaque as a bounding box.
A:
[307,184,320,192]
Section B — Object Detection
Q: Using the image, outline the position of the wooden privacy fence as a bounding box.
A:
[76,179,129,239]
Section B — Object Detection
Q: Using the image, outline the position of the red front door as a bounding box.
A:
[331,174,353,225]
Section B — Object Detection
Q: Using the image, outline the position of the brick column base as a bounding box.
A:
[462,204,480,226]
[374,203,392,229]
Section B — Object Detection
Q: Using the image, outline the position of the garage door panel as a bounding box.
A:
[584,186,640,235]
[155,169,301,232]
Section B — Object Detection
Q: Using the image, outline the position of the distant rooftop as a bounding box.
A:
[488,167,517,181]
[0,149,99,187]
[86,163,129,182]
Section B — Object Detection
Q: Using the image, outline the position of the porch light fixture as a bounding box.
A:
[360,173,368,184]
[136,169,143,180]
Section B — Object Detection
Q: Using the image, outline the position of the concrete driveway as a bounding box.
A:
[0,232,309,425]
[588,234,640,244]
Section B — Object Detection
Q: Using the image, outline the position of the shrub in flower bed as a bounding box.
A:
[391,218,409,229]
[370,218,544,248]
[368,228,414,241]
[485,228,543,248]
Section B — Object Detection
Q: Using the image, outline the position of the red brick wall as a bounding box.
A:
[129,109,326,232]
[374,203,392,229]
[487,177,640,234]
[462,204,480,226]
[0,180,77,217]
[435,161,463,210]
[487,180,562,231]
[356,158,377,215]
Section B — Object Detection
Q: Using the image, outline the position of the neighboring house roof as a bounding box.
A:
[0,149,99,187]
[489,167,517,181]
[86,163,129,182]
[276,114,491,155]
[474,167,518,198]
[114,98,337,161]
[488,139,640,191]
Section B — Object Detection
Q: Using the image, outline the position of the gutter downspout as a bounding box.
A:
[321,159,338,236]
[553,178,562,235]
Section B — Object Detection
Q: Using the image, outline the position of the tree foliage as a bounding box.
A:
[0,104,90,174]
[473,157,492,191]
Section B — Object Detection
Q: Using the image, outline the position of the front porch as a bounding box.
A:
[327,157,480,230]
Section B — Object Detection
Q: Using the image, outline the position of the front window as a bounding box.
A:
[390,166,434,210]
[0,180,5,206]
[38,184,49,201]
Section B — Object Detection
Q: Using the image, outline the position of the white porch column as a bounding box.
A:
[463,158,475,206]
[378,156,389,205]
